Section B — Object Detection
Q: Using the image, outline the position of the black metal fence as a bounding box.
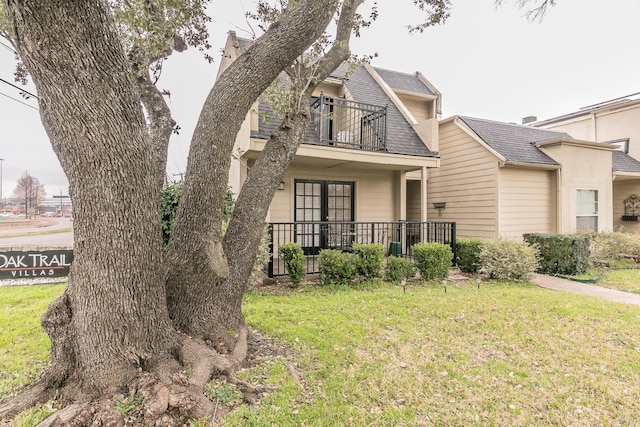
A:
[267,221,456,277]
[310,95,388,151]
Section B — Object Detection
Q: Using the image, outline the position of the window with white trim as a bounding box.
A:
[576,189,598,232]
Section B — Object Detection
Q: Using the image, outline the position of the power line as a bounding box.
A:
[0,39,16,54]
[0,77,38,99]
[0,91,38,111]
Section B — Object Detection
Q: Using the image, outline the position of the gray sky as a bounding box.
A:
[1,0,639,197]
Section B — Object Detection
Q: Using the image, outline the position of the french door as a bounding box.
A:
[294,180,355,254]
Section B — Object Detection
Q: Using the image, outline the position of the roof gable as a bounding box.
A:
[373,67,435,97]
[458,116,566,166]
[256,64,437,158]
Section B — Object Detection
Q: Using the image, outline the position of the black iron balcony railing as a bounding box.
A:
[310,95,387,152]
[267,221,456,277]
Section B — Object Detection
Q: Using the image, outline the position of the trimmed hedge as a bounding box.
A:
[318,249,357,286]
[412,242,452,280]
[385,256,417,283]
[523,233,589,275]
[279,242,306,286]
[456,238,483,273]
[352,243,385,279]
[479,238,539,281]
[589,232,640,264]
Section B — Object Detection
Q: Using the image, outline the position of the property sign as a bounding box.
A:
[0,250,73,279]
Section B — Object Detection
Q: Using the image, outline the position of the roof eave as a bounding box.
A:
[535,137,619,151]
[453,116,507,162]
[502,161,560,170]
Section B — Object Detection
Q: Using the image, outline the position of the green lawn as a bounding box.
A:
[2,280,640,426]
[568,264,640,295]
[0,284,65,400]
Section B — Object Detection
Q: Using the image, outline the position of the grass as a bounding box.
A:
[0,284,65,401]
[566,261,640,295]
[234,280,640,426]
[2,280,640,426]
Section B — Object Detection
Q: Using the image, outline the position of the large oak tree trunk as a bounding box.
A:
[164,0,340,346]
[166,0,362,345]
[2,0,172,397]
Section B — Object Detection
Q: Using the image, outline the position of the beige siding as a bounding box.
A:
[269,165,397,223]
[396,94,433,122]
[613,180,640,232]
[540,143,614,233]
[498,167,556,238]
[542,103,640,161]
[406,181,421,221]
[427,121,499,238]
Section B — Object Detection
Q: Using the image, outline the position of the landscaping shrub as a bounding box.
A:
[589,231,640,264]
[279,242,306,286]
[412,242,452,280]
[455,238,483,273]
[160,181,183,247]
[352,243,385,279]
[479,238,539,281]
[385,256,417,283]
[161,183,234,247]
[318,249,357,286]
[523,233,589,275]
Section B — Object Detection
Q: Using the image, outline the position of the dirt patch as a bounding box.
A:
[0,218,56,230]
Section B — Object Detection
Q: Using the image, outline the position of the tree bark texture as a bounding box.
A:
[219,0,363,327]
[164,0,341,342]
[136,71,176,191]
[3,0,172,394]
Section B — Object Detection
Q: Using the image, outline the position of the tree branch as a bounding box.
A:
[222,0,363,304]
[135,70,176,189]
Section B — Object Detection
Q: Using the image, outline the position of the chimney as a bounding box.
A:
[522,115,537,125]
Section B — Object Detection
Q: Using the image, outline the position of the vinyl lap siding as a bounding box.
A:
[406,181,421,221]
[613,181,640,232]
[269,166,396,223]
[498,167,556,237]
[428,121,499,237]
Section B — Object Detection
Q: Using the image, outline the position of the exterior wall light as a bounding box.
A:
[278,181,285,191]
[432,202,446,216]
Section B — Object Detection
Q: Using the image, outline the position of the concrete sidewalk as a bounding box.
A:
[531,273,640,306]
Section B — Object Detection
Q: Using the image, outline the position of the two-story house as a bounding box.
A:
[219,32,452,275]
[533,93,640,232]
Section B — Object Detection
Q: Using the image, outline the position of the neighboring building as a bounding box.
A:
[428,116,617,238]
[220,32,452,272]
[533,93,640,231]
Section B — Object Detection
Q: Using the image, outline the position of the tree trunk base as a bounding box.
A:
[0,329,296,426]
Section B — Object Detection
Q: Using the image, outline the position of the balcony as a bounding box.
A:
[310,95,387,152]
[267,221,456,277]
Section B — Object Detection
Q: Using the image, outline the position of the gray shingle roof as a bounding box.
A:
[255,64,437,158]
[373,67,435,97]
[235,36,252,52]
[341,66,434,156]
[613,151,640,173]
[458,116,566,166]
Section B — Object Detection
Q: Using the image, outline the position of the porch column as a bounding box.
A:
[421,166,428,222]
[397,171,407,221]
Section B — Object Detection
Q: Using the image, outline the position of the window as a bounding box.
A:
[294,180,355,254]
[576,189,598,232]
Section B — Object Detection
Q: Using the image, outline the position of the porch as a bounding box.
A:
[267,221,456,277]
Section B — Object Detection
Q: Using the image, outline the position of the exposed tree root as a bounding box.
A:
[1,328,294,426]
